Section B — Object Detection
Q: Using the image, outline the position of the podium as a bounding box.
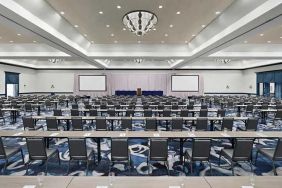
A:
[136,88,142,96]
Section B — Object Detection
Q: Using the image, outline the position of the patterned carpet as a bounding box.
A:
[1,102,282,177]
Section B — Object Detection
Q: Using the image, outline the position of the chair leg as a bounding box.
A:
[272,161,277,176]
[45,160,48,175]
[218,152,222,166]
[67,160,71,175]
[250,160,253,173]
[86,160,89,176]
[254,151,259,165]
[57,151,61,165]
[20,149,25,164]
[231,162,234,176]
[25,161,30,175]
[3,159,8,174]
[190,161,193,175]
[209,161,212,176]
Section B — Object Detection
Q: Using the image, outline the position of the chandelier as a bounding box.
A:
[123,11,157,36]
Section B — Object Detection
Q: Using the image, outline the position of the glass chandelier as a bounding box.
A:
[123,11,157,36]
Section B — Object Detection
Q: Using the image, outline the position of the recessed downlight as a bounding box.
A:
[122,28,126,31]
[111,33,114,37]
[169,24,173,28]
[244,40,248,43]
[114,40,118,43]
[267,41,271,43]
[164,34,168,37]
[176,11,181,14]
[60,11,65,15]
[260,33,264,36]
[192,34,196,37]
[74,25,79,28]
[9,40,13,43]
[33,40,37,43]
[106,25,110,28]
[17,33,21,36]
[159,5,163,9]
[99,11,103,14]
[215,11,221,15]
[201,25,206,28]
[117,5,121,9]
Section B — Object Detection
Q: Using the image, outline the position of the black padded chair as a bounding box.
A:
[71,104,79,109]
[67,138,95,175]
[147,138,169,175]
[53,109,62,116]
[219,139,254,175]
[145,118,157,131]
[26,137,60,175]
[214,117,234,131]
[144,109,153,117]
[121,117,132,131]
[107,109,115,117]
[24,103,33,115]
[217,109,226,117]
[199,109,208,117]
[96,117,108,131]
[171,117,183,131]
[0,137,24,174]
[125,109,134,117]
[184,139,212,174]
[273,110,282,127]
[110,138,131,173]
[23,116,43,130]
[246,105,254,116]
[255,138,282,175]
[71,117,85,131]
[195,117,209,131]
[46,117,60,131]
[238,118,258,131]
[70,109,79,116]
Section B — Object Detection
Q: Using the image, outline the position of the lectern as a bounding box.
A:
[136,88,142,96]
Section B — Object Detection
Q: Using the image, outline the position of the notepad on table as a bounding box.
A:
[13,132,23,136]
[119,133,126,137]
[153,133,160,137]
[83,133,91,137]
[49,132,59,137]
[22,185,36,188]
[220,133,230,137]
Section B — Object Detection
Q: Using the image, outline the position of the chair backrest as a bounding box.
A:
[180,109,189,117]
[201,105,207,109]
[107,109,115,116]
[144,109,152,117]
[245,118,258,131]
[158,104,164,110]
[261,104,268,109]
[71,117,83,131]
[121,117,132,130]
[246,105,254,112]
[68,138,87,160]
[145,118,157,131]
[25,103,32,110]
[26,138,47,160]
[23,117,35,130]
[221,117,234,131]
[0,137,6,158]
[150,138,167,161]
[89,109,98,116]
[187,105,194,110]
[71,109,79,116]
[217,109,225,117]
[96,117,107,131]
[84,104,92,109]
[143,104,149,109]
[0,109,3,117]
[191,139,211,161]
[232,139,253,161]
[275,110,282,119]
[163,109,171,117]
[171,118,183,131]
[196,117,208,131]
[111,138,128,161]
[276,105,282,110]
[53,109,62,116]
[45,100,51,106]
[273,138,282,160]
[199,109,208,117]
[72,104,78,109]
[172,104,178,110]
[46,117,58,131]
[125,109,134,117]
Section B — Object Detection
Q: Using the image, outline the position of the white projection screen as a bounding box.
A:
[79,75,106,91]
[171,75,199,92]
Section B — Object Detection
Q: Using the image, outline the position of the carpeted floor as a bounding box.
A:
[1,102,282,177]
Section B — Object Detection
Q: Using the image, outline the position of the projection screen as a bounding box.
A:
[171,75,199,92]
[79,75,106,91]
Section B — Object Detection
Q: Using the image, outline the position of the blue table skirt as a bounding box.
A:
[115,90,163,96]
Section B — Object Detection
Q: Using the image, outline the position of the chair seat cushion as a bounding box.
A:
[258,148,275,159]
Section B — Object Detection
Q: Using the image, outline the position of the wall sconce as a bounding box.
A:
[226,85,230,89]
[23,84,26,87]
[51,84,55,89]
[249,85,253,89]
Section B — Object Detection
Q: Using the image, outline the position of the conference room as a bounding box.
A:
[0,0,282,187]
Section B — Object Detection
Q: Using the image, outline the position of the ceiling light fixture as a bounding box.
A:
[33,40,37,43]
[17,33,21,36]
[267,41,271,43]
[260,33,264,36]
[9,41,13,43]
[117,5,121,9]
[192,34,196,37]
[91,41,94,44]
[106,25,110,28]
[123,10,158,36]
[164,34,168,37]
[110,33,114,37]
[74,25,79,28]
[114,40,118,43]
[122,28,126,31]
[176,11,181,14]
[244,40,248,43]
[280,36,282,39]
[215,11,221,15]
[84,34,87,37]
[138,41,141,44]
[159,5,163,9]
[99,11,103,14]
[169,24,173,28]
[201,25,206,28]
[161,41,165,44]
[60,11,65,15]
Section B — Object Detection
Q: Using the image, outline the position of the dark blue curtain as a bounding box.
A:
[264,83,270,96]
[275,83,282,99]
[5,72,19,84]
[263,72,274,83]
[257,72,264,83]
[274,71,282,84]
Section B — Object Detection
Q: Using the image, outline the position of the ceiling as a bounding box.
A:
[0,0,281,69]
[46,0,234,44]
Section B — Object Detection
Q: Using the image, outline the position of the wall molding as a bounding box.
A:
[0,61,281,71]
[204,92,257,95]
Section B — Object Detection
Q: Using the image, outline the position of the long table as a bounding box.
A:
[0,176,281,188]
[0,129,278,164]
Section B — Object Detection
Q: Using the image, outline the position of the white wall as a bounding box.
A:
[1,63,281,95]
[0,64,37,94]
